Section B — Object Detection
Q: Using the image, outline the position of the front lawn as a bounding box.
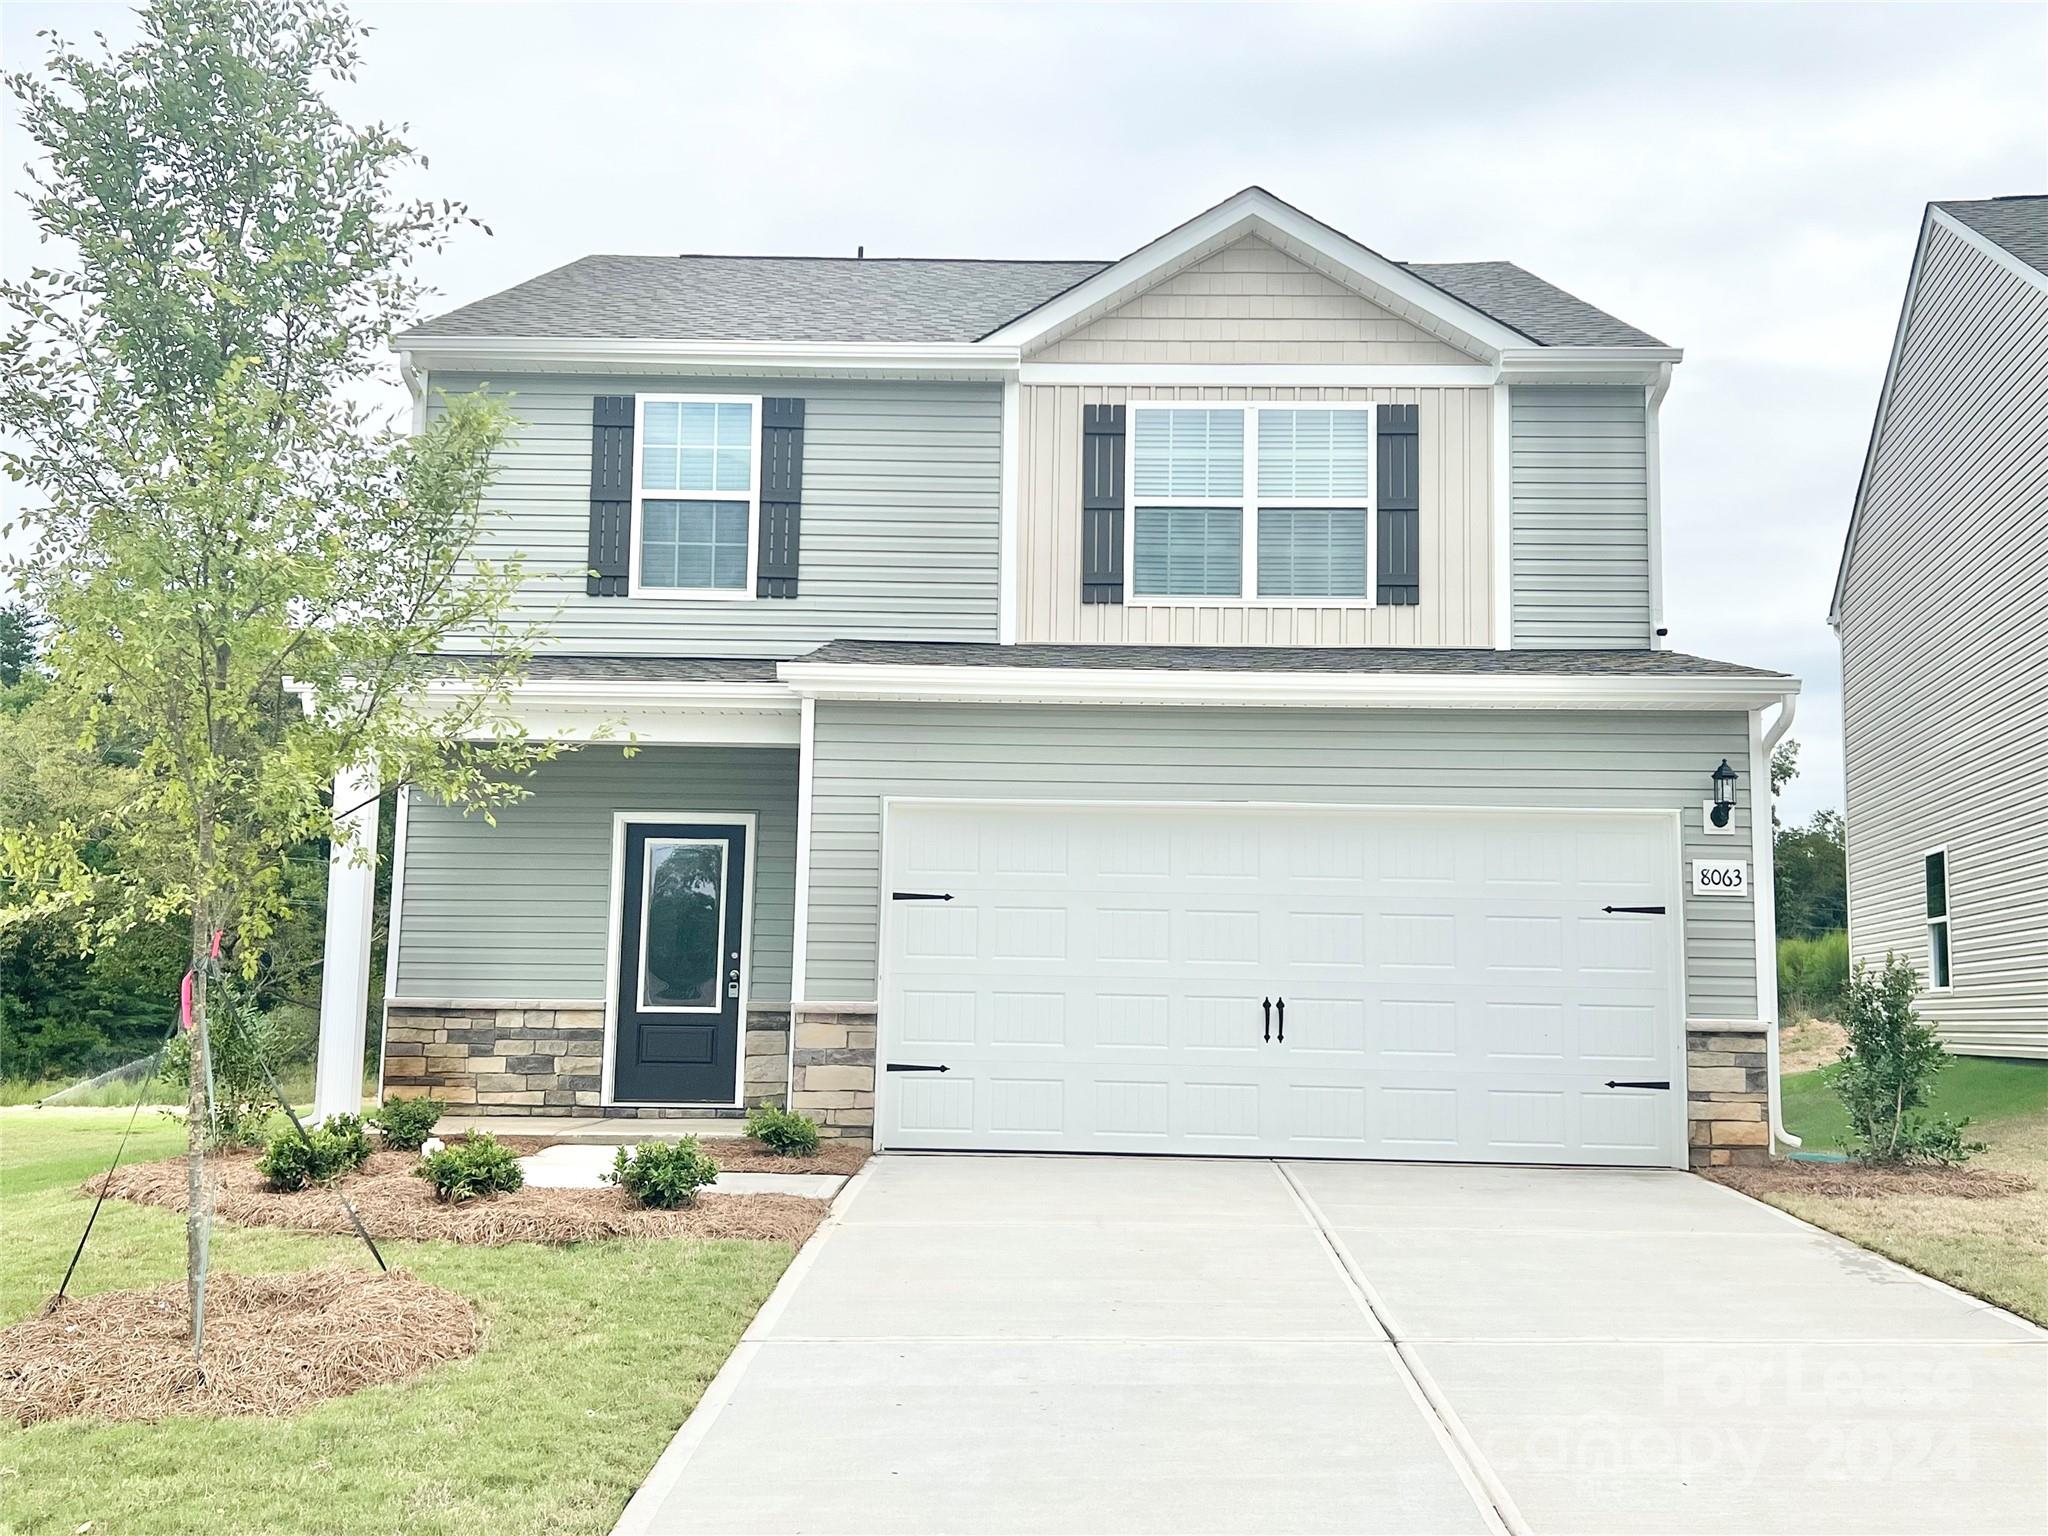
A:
[1755,1057,2048,1326]
[0,1108,795,1535]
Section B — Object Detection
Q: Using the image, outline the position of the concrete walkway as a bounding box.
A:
[518,1142,847,1199]
[617,1156,2048,1536]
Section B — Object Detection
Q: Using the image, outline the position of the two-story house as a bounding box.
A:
[1831,195,2047,1060]
[310,188,1800,1169]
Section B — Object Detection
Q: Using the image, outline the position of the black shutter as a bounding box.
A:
[586,396,634,597]
[1081,403,1125,604]
[757,397,804,599]
[1376,403,1420,606]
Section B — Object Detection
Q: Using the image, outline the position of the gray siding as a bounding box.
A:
[393,745,798,1004]
[807,704,1756,1018]
[1836,217,2048,1057]
[1511,385,1652,648]
[429,372,1001,657]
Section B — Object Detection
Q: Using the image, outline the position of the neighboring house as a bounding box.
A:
[311,187,1800,1168]
[1830,195,2048,1061]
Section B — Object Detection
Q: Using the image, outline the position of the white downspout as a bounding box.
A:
[1757,691,1801,1151]
[1644,364,1672,650]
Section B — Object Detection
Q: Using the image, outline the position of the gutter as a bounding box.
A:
[1758,691,1802,1152]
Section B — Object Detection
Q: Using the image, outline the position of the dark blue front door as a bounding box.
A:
[613,821,746,1103]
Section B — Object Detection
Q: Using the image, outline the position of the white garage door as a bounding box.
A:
[877,802,1685,1167]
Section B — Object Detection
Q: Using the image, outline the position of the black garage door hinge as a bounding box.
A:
[1601,905,1667,915]
[885,1062,951,1073]
[1603,1079,1671,1090]
[891,891,954,902]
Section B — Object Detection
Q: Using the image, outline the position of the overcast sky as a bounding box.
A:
[6,1,2045,821]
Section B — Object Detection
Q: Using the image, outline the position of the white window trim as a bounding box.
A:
[629,392,764,601]
[1122,400,1378,609]
[1922,843,1951,993]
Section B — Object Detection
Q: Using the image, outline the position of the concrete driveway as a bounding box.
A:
[617,1156,2048,1536]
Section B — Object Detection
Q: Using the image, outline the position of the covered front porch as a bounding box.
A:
[311,659,802,1125]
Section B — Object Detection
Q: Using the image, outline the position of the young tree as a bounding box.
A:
[1833,956,1981,1165]
[2,0,552,1359]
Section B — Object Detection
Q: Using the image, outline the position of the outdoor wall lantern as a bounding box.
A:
[1709,759,1739,828]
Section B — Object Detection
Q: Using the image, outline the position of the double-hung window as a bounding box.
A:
[633,394,761,597]
[1924,847,1951,990]
[1127,403,1374,602]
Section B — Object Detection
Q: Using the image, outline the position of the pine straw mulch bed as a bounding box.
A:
[86,1150,830,1247]
[1706,1160,2034,1202]
[460,1134,868,1174]
[2,1265,479,1425]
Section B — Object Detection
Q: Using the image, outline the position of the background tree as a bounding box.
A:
[1,0,553,1359]
[1767,739,1849,941]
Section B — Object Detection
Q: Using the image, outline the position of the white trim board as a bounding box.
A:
[600,809,759,1110]
[778,660,1801,713]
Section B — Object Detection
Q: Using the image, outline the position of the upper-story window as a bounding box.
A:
[1128,403,1374,604]
[633,394,761,598]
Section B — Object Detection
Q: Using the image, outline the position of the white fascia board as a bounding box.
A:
[980,188,1532,361]
[1497,346,1684,386]
[423,676,800,745]
[778,661,1799,713]
[392,334,1019,379]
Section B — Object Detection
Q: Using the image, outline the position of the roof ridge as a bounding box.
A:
[582,252,1113,266]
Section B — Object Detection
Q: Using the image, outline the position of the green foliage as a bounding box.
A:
[744,1104,821,1157]
[255,1112,370,1191]
[160,996,314,1147]
[1778,929,1850,1017]
[1832,955,1984,1165]
[416,1134,524,1203]
[1776,809,1847,941]
[606,1139,720,1209]
[0,601,41,687]
[369,1095,445,1151]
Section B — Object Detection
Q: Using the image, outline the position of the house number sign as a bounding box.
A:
[1690,859,1750,897]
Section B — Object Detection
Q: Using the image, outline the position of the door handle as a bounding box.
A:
[1276,996,1285,1044]
[1262,997,1271,1042]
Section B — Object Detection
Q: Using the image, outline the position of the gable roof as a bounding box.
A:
[1830,195,2048,624]
[1934,195,2048,278]
[398,189,1662,352]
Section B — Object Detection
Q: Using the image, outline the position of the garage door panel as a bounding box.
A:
[881,805,1683,1166]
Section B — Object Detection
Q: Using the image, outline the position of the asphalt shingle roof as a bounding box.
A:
[435,653,782,684]
[792,641,1785,679]
[1935,196,2048,278]
[402,253,1660,350]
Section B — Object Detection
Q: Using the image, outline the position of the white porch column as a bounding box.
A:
[313,761,381,1121]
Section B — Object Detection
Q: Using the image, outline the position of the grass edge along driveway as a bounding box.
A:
[1757,1056,2048,1328]
[0,1108,795,1536]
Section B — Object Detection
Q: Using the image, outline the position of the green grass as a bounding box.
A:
[0,1109,795,1536]
[1780,1054,2048,1152]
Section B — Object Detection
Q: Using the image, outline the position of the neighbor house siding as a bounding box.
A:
[392,745,799,1004]
[804,704,1756,1019]
[1030,237,1474,365]
[428,372,1001,657]
[1836,217,2048,1058]
[1510,385,1653,648]
[1015,385,1498,645]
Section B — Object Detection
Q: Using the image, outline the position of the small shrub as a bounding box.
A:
[745,1104,821,1157]
[370,1095,445,1150]
[1833,954,1984,1165]
[606,1138,720,1208]
[415,1134,524,1203]
[1779,929,1850,1017]
[161,997,313,1148]
[255,1113,372,1192]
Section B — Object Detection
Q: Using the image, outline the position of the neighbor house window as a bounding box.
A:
[1924,847,1951,989]
[1128,404,1373,602]
[634,395,760,596]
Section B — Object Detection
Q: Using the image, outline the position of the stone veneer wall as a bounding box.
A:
[787,1006,877,1141]
[383,1005,790,1118]
[1687,1024,1772,1167]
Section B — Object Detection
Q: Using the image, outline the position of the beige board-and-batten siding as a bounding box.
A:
[426,372,1002,659]
[802,702,1760,1021]
[1015,383,1499,646]
[1836,217,2048,1058]
[1029,235,1476,366]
